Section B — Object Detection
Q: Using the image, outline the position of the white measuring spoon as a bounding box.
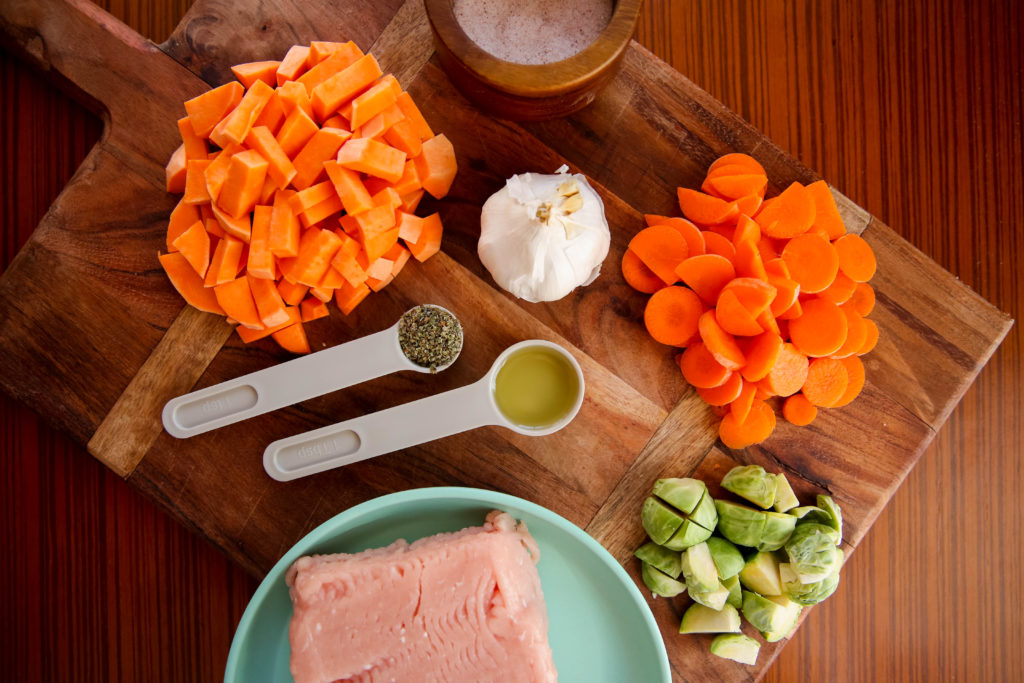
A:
[263,340,585,481]
[161,305,462,439]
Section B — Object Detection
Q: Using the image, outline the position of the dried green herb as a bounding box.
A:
[398,305,463,372]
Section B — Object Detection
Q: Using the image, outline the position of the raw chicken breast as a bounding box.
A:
[287,510,557,682]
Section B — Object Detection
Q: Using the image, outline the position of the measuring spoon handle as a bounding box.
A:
[162,326,403,438]
[263,379,496,481]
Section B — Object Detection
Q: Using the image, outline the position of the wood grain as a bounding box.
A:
[1,2,1022,683]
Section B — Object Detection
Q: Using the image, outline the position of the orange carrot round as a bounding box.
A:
[716,290,764,336]
[698,309,747,370]
[729,380,757,424]
[801,357,850,407]
[721,277,777,317]
[739,331,784,382]
[629,224,689,286]
[768,277,800,317]
[730,194,763,217]
[849,282,876,316]
[819,271,857,305]
[764,342,809,396]
[734,239,769,280]
[830,355,866,408]
[858,318,880,355]
[732,214,761,246]
[705,174,768,201]
[677,187,739,226]
[675,254,735,305]
[781,233,839,294]
[831,305,868,358]
[621,249,665,294]
[679,341,732,388]
[644,286,704,346]
[755,182,816,238]
[697,371,743,406]
[789,297,848,357]
[709,153,766,177]
[701,231,736,263]
[834,233,877,282]
[654,217,706,257]
[719,397,776,449]
[782,394,818,426]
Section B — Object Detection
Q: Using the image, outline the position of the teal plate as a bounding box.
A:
[225,486,670,682]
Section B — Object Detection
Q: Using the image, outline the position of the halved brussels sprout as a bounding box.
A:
[789,505,832,526]
[641,562,687,597]
[710,633,760,665]
[784,522,841,583]
[679,603,741,634]
[641,479,716,551]
[706,536,745,579]
[634,542,682,579]
[715,500,767,547]
[741,590,796,635]
[689,580,730,611]
[653,478,706,514]
[773,473,800,512]
[816,494,843,540]
[739,551,782,596]
[681,541,720,593]
[781,562,841,606]
[663,518,713,551]
[761,595,803,642]
[722,574,742,609]
[757,511,798,552]
[641,497,686,545]
[721,465,777,509]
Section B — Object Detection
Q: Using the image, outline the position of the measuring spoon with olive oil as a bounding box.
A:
[263,340,585,481]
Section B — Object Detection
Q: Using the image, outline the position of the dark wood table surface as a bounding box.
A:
[2,0,1021,680]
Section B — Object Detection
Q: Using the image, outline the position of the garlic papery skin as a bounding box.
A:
[478,168,611,303]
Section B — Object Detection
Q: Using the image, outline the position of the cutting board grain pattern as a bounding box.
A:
[0,0,1012,680]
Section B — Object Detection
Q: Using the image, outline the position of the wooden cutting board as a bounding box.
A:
[0,0,1012,680]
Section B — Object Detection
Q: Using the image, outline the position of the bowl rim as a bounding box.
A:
[425,0,643,97]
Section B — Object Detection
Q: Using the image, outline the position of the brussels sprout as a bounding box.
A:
[816,494,843,540]
[784,523,841,584]
[781,563,841,606]
[715,500,767,547]
[739,551,782,596]
[689,580,730,611]
[710,633,760,665]
[653,477,706,515]
[641,497,686,545]
[679,603,741,634]
[789,505,832,526]
[681,542,720,593]
[773,473,799,512]
[757,511,798,552]
[706,537,745,579]
[741,590,796,635]
[641,562,687,597]
[690,490,719,531]
[663,518,713,551]
[722,574,742,609]
[721,465,778,509]
[761,595,803,642]
[634,542,682,579]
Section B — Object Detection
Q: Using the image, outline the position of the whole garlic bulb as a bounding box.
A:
[478,167,610,303]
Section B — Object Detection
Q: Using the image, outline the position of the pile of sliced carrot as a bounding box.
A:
[160,41,457,353]
[622,153,879,448]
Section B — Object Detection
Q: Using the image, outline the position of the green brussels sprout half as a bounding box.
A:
[722,574,742,609]
[663,518,713,551]
[679,603,741,634]
[816,494,843,540]
[633,542,682,579]
[781,564,841,606]
[761,595,803,642]
[784,523,841,583]
[641,562,687,597]
[690,490,719,531]
[641,497,686,545]
[715,500,767,547]
[706,536,745,579]
[721,465,778,509]
[738,551,782,596]
[689,580,730,611]
[757,511,798,551]
[680,541,720,593]
[641,479,715,551]
[741,590,795,634]
[653,477,706,515]
[772,473,800,512]
[789,505,832,526]
[710,633,760,665]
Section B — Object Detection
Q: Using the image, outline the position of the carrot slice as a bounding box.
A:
[308,41,350,66]
[732,214,761,246]
[167,200,202,251]
[405,213,443,262]
[768,277,800,317]
[831,305,868,358]
[819,270,857,305]
[679,341,732,388]
[210,199,252,243]
[677,188,739,226]
[777,298,803,321]
[789,298,848,357]
[337,137,406,184]
[705,174,768,201]
[644,286,704,347]
[697,371,743,406]
[165,145,186,193]
[177,117,208,162]
[323,161,374,215]
[310,53,383,121]
[159,252,225,315]
[205,235,244,287]
[395,211,424,244]
[360,102,405,139]
[278,80,315,120]
[171,220,211,278]
[210,80,275,148]
[184,81,244,138]
[734,239,768,280]
[805,180,846,239]
[299,41,366,95]
[300,296,330,322]
[231,60,281,89]
[721,277,777,318]
[272,321,310,354]
[739,331,783,382]
[217,149,269,219]
[782,394,818,426]
[384,119,422,157]
[834,233,877,282]
[245,126,297,188]
[183,159,212,205]
[247,272,291,328]
[267,189,300,258]
[348,76,400,130]
[236,306,301,343]
[291,127,351,190]
[334,280,371,315]
[729,380,757,424]
[276,106,320,158]
[290,227,344,287]
[764,342,809,397]
[202,143,242,202]
[622,249,665,294]
[801,358,849,407]
[858,319,879,355]
[213,276,263,329]
[719,397,775,448]
[781,233,839,294]
[646,216,706,256]
[849,282,876,316]
[675,254,735,305]
[755,182,816,238]
[276,45,311,85]
[701,231,736,263]
[716,290,764,336]
[830,355,866,407]
[628,225,688,286]
[276,278,309,307]
[698,309,746,370]
[395,91,434,140]
[245,205,275,279]
[709,153,766,177]
[414,134,457,199]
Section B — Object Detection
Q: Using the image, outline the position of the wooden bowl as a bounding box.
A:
[424,0,643,121]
